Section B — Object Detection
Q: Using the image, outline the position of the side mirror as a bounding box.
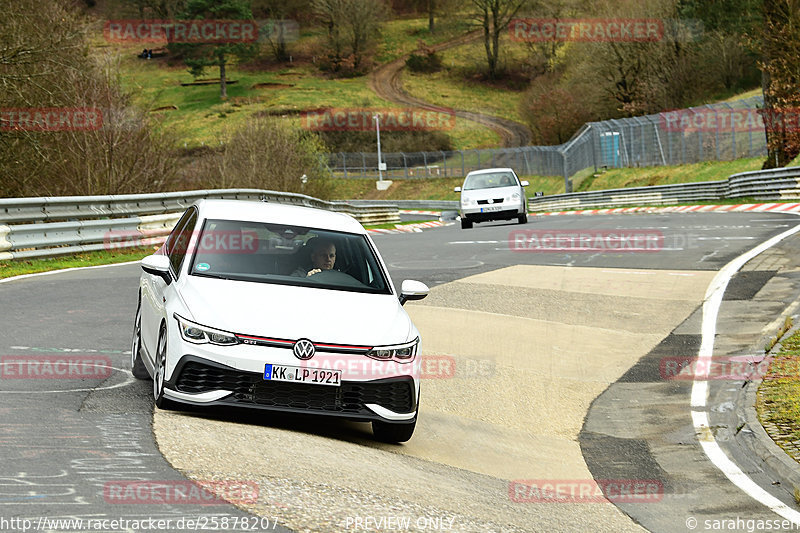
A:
[399,279,429,305]
[141,254,173,285]
[520,180,529,187]
[454,186,462,193]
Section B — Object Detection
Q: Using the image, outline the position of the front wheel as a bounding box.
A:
[460,218,473,229]
[131,300,150,380]
[372,418,416,443]
[517,212,528,224]
[153,325,173,409]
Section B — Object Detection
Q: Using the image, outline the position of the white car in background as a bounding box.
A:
[455,168,529,229]
[130,199,429,443]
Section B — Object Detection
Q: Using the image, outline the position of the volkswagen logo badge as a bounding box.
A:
[293,338,315,360]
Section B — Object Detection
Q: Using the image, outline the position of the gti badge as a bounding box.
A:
[293,338,316,360]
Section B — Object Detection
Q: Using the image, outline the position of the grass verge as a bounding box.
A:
[757,326,800,459]
[0,247,157,280]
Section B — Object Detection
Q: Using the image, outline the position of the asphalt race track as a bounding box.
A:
[2,211,800,532]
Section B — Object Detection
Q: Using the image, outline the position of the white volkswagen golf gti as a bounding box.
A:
[131,199,429,442]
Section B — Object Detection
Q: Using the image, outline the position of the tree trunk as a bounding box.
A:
[481,6,494,79]
[219,59,227,99]
[428,0,435,33]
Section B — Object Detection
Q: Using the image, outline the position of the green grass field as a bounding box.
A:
[401,36,529,125]
[105,15,499,150]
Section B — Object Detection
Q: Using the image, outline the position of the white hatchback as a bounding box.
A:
[131,199,429,443]
[455,168,529,229]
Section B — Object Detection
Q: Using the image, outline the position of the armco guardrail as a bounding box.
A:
[0,189,400,260]
[527,166,800,212]
[347,199,458,211]
[344,167,800,214]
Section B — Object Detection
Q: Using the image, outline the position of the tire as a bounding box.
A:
[517,212,528,224]
[460,218,473,229]
[372,417,416,443]
[153,324,173,409]
[131,300,151,380]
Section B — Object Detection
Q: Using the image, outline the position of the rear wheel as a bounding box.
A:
[130,300,150,380]
[372,418,416,443]
[460,218,473,229]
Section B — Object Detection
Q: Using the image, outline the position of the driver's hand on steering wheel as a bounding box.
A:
[306,269,322,277]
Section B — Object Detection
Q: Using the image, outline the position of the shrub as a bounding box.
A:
[405,51,443,73]
[194,116,334,200]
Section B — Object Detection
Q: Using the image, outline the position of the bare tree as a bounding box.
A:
[196,116,332,199]
[469,0,529,79]
[0,0,179,197]
[312,0,347,69]
[312,0,388,73]
[252,0,309,62]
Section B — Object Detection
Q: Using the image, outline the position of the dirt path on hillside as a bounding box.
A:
[368,31,532,148]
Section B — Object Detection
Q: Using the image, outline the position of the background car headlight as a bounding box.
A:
[174,314,239,346]
[366,338,419,363]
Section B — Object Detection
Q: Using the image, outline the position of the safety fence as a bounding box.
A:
[325,95,768,188]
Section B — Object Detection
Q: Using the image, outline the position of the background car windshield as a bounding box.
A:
[463,172,517,190]
[188,219,391,294]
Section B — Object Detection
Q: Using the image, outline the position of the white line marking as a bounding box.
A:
[692,217,800,523]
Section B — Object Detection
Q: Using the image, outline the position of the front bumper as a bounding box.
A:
[461,199,524,220]
[163,355,418,422]
[461,208,521,222]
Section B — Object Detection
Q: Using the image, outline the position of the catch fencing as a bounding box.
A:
[326,95,768,189]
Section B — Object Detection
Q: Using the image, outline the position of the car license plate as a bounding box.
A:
[264,364,341,387]
[481,206,502,212]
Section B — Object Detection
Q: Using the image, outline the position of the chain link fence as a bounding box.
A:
[325,96,767,191]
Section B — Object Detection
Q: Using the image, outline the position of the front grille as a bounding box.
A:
[477,198,504,205]
[174,361,414,414]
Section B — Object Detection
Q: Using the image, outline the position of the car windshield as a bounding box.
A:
[187,219,391,295]
[463,172,517,190]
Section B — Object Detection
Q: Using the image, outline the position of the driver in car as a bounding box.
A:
[292,237,336,277]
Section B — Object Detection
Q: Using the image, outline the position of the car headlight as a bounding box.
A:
[461,198,471,206]
[511,192,521,199]
[366,338,419,363]
[174,314,239,346]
